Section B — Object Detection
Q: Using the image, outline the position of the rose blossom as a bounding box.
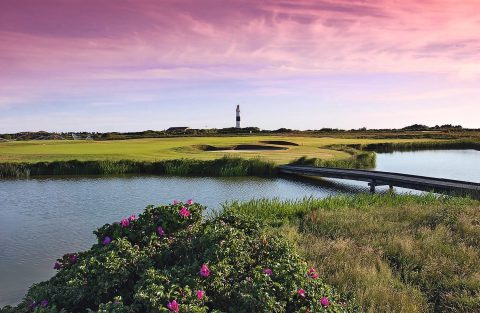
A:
[167,300,179,312]
[298,289,306,298]
[200,264,211,277]
[120,218,130,228]
[196,290,205,300]
[157,226,166,237]
[103,236,112,245]
[321,297,330,307]
[179,207,190,218]
[263,268,273,276]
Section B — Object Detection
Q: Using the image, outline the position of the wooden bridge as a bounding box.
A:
[279,165,480,199]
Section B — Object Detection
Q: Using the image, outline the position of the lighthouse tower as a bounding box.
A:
[236,105,241,128]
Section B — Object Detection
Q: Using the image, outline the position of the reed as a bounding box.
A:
[290,150,376,169]
[0,156,277,178]
[0,163,31,178]
[357,139,480,153]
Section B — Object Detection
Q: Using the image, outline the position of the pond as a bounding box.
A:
[0,175,363,306]
[1,149,479,306]
[376,149,480,182]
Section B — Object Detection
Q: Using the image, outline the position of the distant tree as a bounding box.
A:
[218,127,261,134]
[272,128,293,133]
[318,128,340,132]
[402,124,430,131]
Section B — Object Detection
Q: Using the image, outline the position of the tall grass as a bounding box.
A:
[287,140,479,170]
[227,194,480,313]
[0,156,276,178]
[356,139,480,153]
[290,151,376,169]
[0,163,31,178]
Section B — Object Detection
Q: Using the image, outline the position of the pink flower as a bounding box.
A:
[167,300,179,312]
[298,289,306,298]
[70,254,78,264]
[309,267,319,279]
[40,300,48,307]
[53,262,61,270]
[128,214,136,222]
[179,207,190,218]
[321,297,330,307]
[157,226,166,237]
[200,264,211,277]
[173,200,179,205]
[263,268,273,276]
[120,218,130,228]
[196,290,205,300]
[186,199,193,205]
[103,236,112,245]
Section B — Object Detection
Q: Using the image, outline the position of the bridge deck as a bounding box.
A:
[279,165,480,198]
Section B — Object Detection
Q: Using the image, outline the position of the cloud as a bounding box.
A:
[0,0,479,129]
[2,0,480,83]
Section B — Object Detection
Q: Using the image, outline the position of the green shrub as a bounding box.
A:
[2,202,356,313]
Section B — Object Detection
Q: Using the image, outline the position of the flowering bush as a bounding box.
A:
[2,201,357,313]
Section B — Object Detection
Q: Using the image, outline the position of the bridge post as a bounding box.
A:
[369,180,376,193]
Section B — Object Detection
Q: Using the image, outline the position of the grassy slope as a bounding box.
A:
[227,194,480,313]
[0,136,435,164]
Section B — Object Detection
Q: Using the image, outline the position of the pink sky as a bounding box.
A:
[0,0,479,131]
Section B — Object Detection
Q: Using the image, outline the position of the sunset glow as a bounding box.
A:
[1,0,479,131]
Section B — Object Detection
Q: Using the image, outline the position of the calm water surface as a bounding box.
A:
[376,149,480,181]
[1,149,479,305]
[0,176,361,305]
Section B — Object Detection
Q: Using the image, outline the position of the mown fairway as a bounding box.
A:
[0,136,435,164]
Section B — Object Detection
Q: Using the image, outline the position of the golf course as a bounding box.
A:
[0,136,436,164]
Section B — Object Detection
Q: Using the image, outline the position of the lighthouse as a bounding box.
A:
[236,105,241,128]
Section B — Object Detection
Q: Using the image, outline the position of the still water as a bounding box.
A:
[376,149,480,181]
[1,149,479,306]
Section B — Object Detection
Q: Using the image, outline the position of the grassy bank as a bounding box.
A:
[0,157,277,178]
[0,142,377,178]
[291,145,376,169]
[227,194,480,313]
[354,139,480,153]
[0,151,375,178]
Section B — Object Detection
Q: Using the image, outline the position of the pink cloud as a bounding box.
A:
[0,0,479,113]
[2,1,479,78]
